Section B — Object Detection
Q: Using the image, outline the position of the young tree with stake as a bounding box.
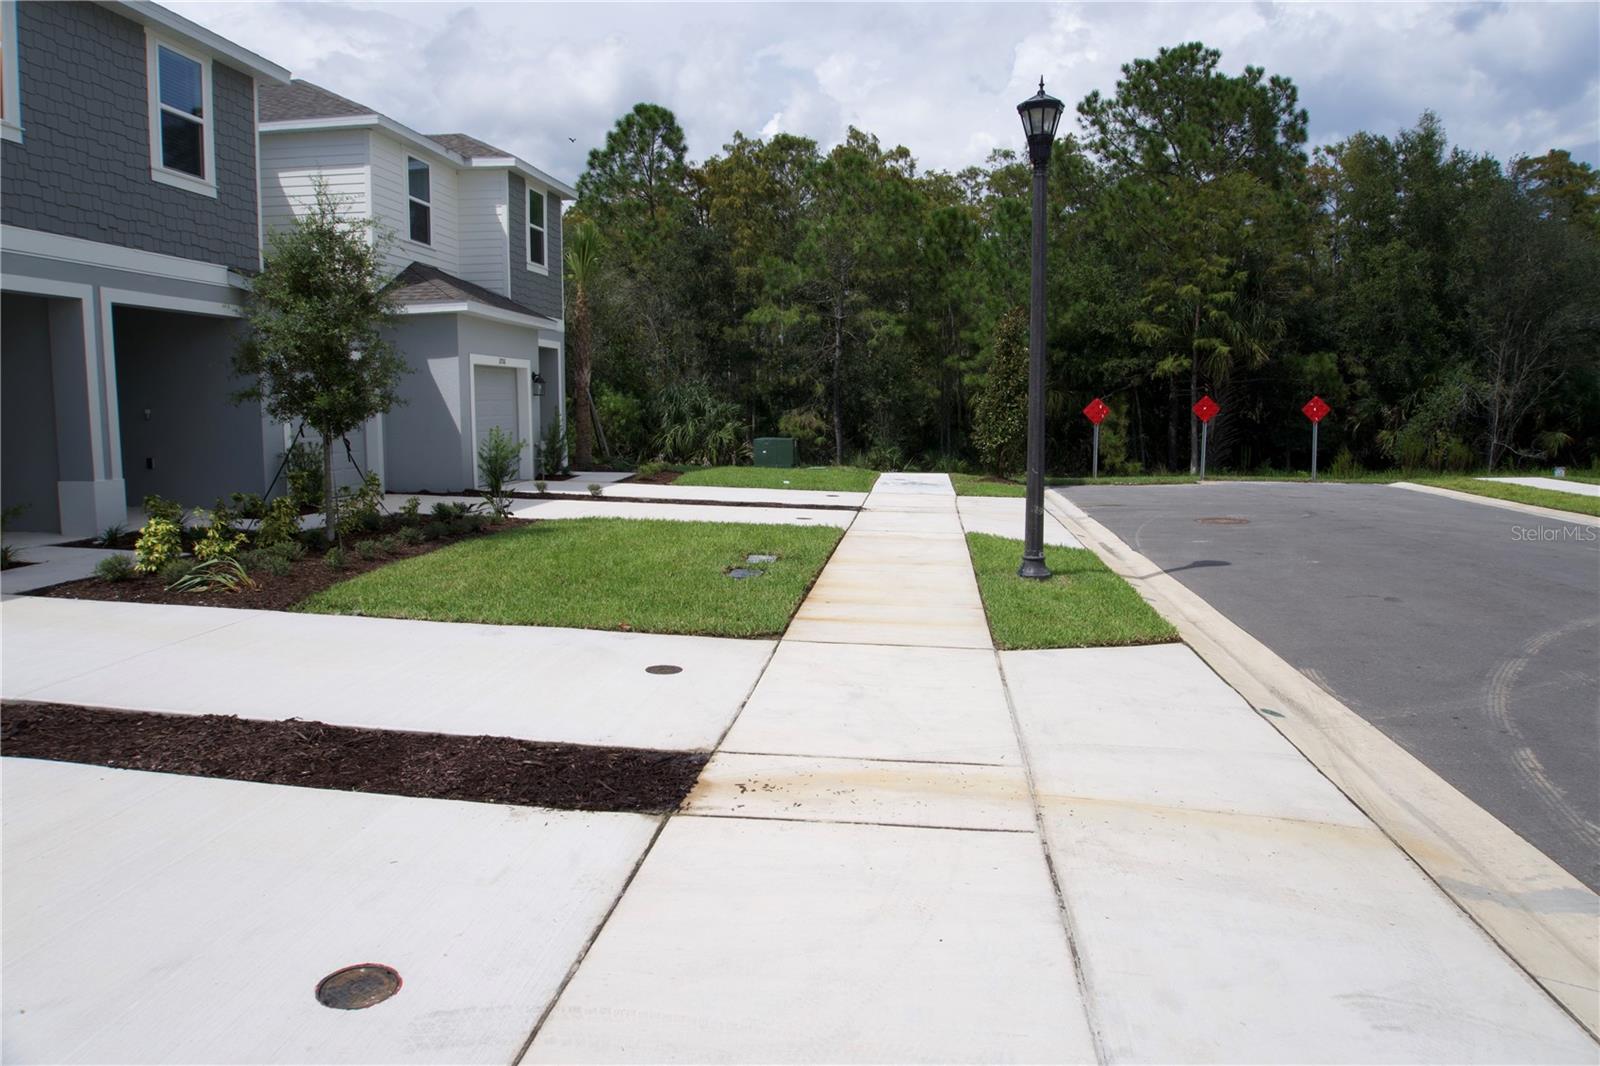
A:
[235,185,407,544]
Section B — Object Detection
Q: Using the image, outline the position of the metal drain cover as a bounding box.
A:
[316,964,401,1010]
[726,567,764,579]
[1196,516,1249,525]
[646,664,682,675]
[746,553,777,564]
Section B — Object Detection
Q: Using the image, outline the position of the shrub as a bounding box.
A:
[398,525,424,546]
[324,546,347,570]
[587,482,603,497]
[259,553,292,578]
[134,515,184,574]
[192,511,247,563]
[142,494,185,524]
[533,480,548,493]
[422,521,450,541]
[156,558,195,585]
[399,496,421,523]
[652,379,746,466]
[94,555,136,582]
[228,492,266,520]
[0,544,18,570]
[431,500,473,519]
[477,426,527,517]
[285,441,325,512]
[1329,446,1363,479]
[354,539,380,561]
[540,421,569,475]
[167,556,254,593]
[335,473,383,540]
[95,524,127,548]
[255,495,302,548]
[378,535,401,554]
[972,308,1029,479]
[275,539,307,562]
[594,384,647,460]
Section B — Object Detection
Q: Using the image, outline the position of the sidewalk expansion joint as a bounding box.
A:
[675,811,1032,835]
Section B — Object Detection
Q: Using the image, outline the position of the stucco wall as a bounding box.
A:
[0,2,262,272]
[381,315,468,492]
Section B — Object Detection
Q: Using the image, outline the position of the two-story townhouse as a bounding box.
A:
[257,80,574,492]
[0,0,289,533]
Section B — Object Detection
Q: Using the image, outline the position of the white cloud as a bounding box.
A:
[173,0,1599,183]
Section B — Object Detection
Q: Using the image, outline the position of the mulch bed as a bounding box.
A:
[31,521,508,611]
[628,469,683,485]
[1,702,707,814]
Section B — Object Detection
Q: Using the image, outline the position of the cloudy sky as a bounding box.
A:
[174,1,1598,183]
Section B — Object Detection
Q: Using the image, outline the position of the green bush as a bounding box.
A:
[594,384,647,459]
[228,492,266,520]
[355,539,381,561]
[477,426,527,517]
[378,535,401,554]
[399,496,421,523]
[972,308,1028,479]
[134,515,184,574]
[192,511,247,563]
[167,556,253,593]
[285,441,325,512]
[422,521,450,541]
[398,525,425,546]
[98,524,128,547]
[156,558,195,585]
[778,408,831,464]
[94,555,136,582]
[540,421,569,475]
[324,546,347,570]
[1330,446,1363,478]
[255,495,302,548]
[335,473,383,540]
[142,494,185,525]
[260,553,292,578]
[653,380,747,466]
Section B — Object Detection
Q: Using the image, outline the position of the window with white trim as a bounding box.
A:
[0,0,21,143]
[526,187,546,268]
[407,156,431,244]
[145,33,214,195]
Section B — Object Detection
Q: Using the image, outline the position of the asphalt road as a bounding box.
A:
[1065,481,1600,890]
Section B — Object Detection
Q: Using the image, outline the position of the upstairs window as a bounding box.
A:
[527,188,546,268]
[1,0,21,143]
[145,34,214,195]
[407,157,431,244]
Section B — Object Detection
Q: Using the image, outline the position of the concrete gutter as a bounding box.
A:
[1045,487,1600,1039]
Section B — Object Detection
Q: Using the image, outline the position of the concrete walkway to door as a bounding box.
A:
[524,472,1596,1063]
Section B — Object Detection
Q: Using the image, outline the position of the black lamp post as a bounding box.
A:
[1016,77,1064,579]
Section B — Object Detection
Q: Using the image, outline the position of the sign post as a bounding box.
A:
[1192,395,1219,481]
[1301,395,1330,481]
[1082,397,1109,479]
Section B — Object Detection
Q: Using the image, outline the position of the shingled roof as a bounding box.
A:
[427,133,513,159]
[386,262,544,319]
[258,79,376,123]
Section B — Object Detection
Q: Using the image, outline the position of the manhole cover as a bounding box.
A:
[746,553,777,564]
[646,664,682,675]
[726,567,764,579]
[1196,516,1249,525]
[316,964,401,1010]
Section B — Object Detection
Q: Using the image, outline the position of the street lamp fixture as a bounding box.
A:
[1016,77,1063,579]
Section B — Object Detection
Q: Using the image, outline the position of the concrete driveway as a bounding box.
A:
[1062,481,1600,890]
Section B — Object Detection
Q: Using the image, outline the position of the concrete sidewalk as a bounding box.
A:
[527,472,1595,1062]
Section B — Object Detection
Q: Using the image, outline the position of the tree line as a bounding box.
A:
[563,41,1600,475]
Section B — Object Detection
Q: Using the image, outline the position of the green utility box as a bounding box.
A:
[753,437,797,468]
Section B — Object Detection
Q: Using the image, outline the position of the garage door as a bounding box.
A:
[474,365,519,483]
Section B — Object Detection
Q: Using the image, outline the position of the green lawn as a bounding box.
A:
[299,518,844,637]
[1415,477,1600,517]
[965,533,1178,651]
[672,466,880,493]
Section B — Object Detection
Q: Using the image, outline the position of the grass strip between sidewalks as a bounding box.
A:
[966,532,1178,650]
[672,466,880,493]
[299,517,844,637]
[1415,477,1600,517]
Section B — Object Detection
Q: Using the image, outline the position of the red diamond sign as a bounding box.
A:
[1302,395,1330,423]
[1192,395,1220,423]
[1082,397,1109,425]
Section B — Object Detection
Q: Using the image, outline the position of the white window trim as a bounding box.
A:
[407,155,432,246]
[145,31,216,198]
[525,186,548,274]
[1,0,22,143]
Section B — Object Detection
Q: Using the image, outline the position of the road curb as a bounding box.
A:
[1045,488,1600,1039]
[1392,481,1600,525]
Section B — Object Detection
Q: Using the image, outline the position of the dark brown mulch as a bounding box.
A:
[628,469,684,485]
[30,522,507,611]
[1,702,707,814]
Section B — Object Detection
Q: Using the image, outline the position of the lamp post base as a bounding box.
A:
[1017,554,1052,580]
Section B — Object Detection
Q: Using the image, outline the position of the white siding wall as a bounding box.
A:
[259,129,370,234]
[370,131,459,275]
[457,169,511,297]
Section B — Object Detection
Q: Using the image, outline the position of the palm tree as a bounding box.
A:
[565,219,601,468]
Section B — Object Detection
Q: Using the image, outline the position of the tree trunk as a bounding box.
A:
[572,289,595,468]
[831,304,845,465]
[321,435,337,547]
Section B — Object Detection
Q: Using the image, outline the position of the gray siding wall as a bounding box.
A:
[507,174,564,321]
[114,308,265,505]
[381,316,470,492]
[0,2,261,272]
